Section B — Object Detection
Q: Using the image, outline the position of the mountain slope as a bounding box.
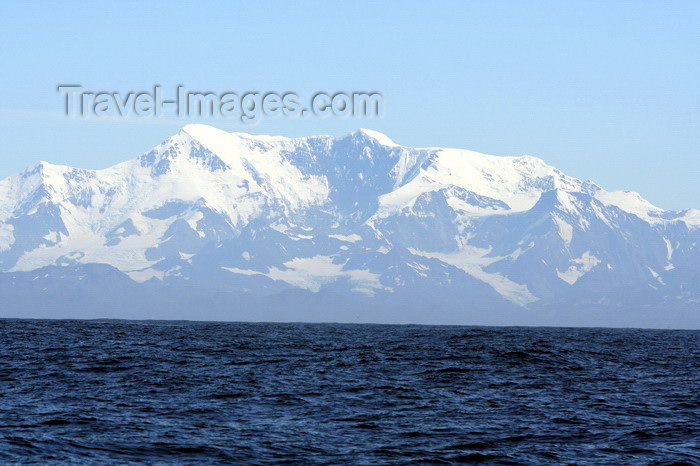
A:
[0,124,698,326]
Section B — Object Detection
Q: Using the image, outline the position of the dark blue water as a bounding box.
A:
[1,320,699,463]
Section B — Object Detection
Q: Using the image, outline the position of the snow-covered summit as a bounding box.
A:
[1,124,698,321]
[351,128,398,146]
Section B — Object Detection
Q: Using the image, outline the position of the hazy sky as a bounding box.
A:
[0,1,698,210]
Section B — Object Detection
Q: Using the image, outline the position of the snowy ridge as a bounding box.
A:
[1,124,699,317]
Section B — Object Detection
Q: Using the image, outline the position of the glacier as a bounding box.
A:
[1,124,699,327]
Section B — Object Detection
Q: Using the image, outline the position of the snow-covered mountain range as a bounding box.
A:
[1,124,699,327]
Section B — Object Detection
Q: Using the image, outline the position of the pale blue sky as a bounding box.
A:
[0,1,698,209]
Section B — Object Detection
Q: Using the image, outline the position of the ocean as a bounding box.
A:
[1,319,698,463]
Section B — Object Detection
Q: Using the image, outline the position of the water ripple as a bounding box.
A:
[0,320,699,463]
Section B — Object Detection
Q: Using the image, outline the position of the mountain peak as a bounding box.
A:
[181,124,301,147]
[20,160,72,180]
[181,125,399,148]
[180,123,233,143]
[2,126,700,324]
[350,128,397,146]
